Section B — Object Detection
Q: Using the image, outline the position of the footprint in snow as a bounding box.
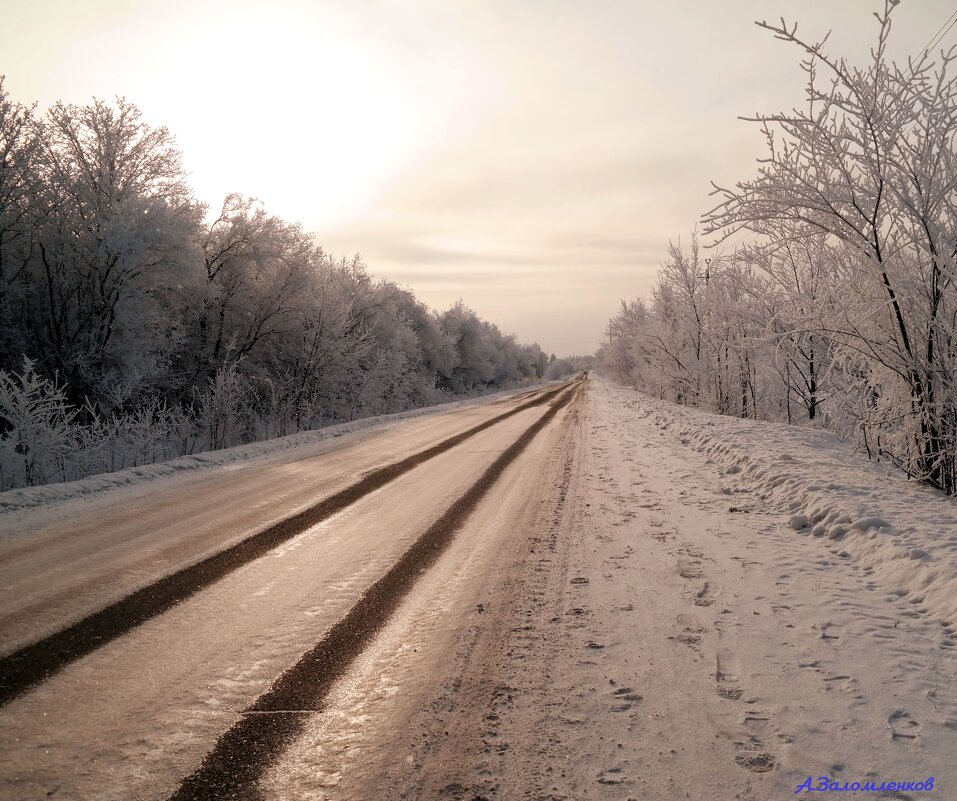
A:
[610,685,643,712]
[673,613,705,649]
[694,581,721,607]
[734,741,776,773]
[715,650,744,701]
[597,767,626,785]
[677,559,704,579]
[889,710,921,742]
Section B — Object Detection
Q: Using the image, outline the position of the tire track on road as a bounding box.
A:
[168,384,582,801]
[0,380,579,707]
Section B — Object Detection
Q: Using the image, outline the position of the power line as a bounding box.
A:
[897,6,957,140]
[914,7,957,62]
[922,9,957,57]
[895,6,957,86]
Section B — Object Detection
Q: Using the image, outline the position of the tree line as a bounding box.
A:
[0,80,569,490]
[600,3,957,494]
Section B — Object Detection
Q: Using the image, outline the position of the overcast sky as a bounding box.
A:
[3,0,955,355]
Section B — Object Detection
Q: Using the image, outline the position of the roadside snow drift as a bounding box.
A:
[606,380,957,626]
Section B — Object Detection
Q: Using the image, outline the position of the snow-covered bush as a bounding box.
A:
[0,359,78,488]
[194,364,253,452]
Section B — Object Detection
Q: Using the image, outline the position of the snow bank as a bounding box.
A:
[604,380,957,625]
[0,381,554,515]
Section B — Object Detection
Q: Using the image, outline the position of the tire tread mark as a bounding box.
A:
[168,384,582,800]
[0,381,575,707]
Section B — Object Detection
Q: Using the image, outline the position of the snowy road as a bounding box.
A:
[1,374,956,801]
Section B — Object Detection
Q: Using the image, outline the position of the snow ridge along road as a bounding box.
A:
[169,380,582,801]
[0,379,576,707]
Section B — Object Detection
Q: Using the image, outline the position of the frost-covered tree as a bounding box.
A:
[740,236,837,423]
[181,194,313,393]
[603,2,957,492]
[705,2,957,490]
[0,86,558,491]
[440,301,499,392]
[0,78,42,375]
[18,97,201,409]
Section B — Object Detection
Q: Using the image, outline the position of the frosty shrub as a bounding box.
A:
[195,364,253,452]
[0,359,78,488]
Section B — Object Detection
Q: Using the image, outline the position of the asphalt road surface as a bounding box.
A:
[0,378,584,800]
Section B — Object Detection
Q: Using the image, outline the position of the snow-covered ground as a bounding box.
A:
[1,374,954,800]
[626,381,957,627]
[283,376,957,799]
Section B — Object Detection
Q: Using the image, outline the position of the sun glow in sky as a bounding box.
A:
[3,0,955,354]
[6,0,465,226]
